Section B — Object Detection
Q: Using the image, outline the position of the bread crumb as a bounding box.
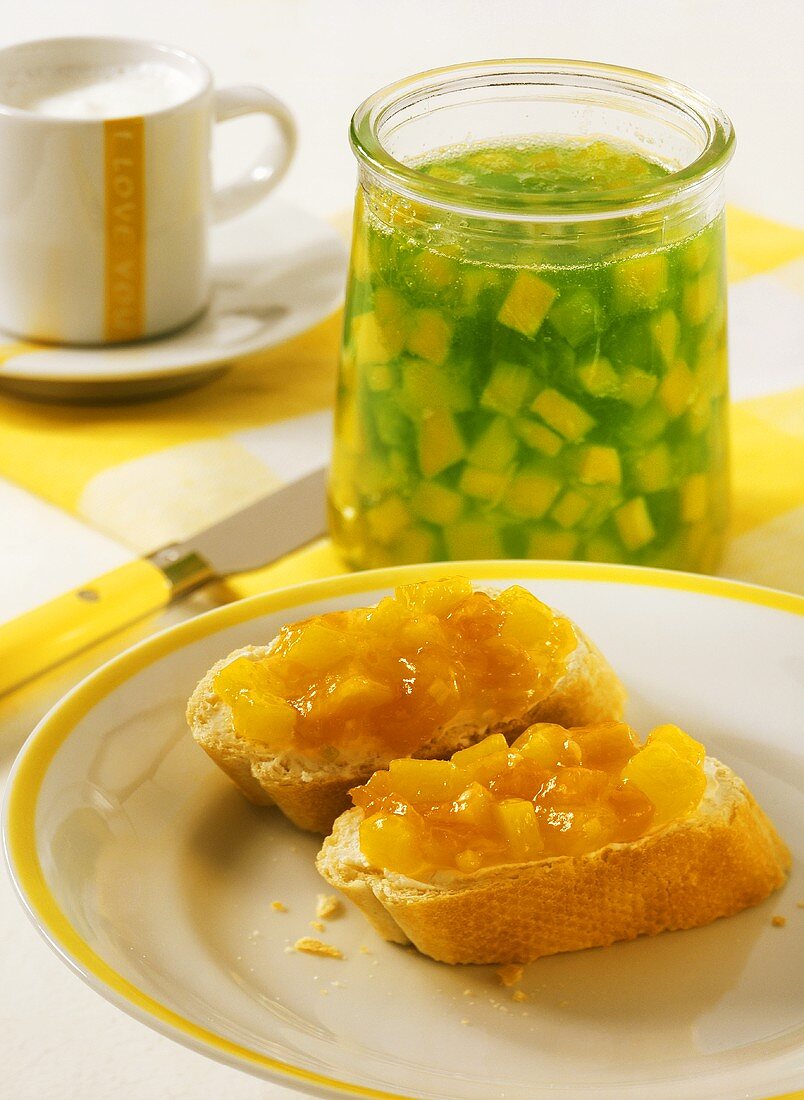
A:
[496,964,524,987]
[271,901,287,912]
[316,894,343,920]
[320,988,329,996]
[460,1018,470,1026]
[462,988,474,997]
[310,920,326,932]
[359,945,373,954]
[512,989,528,1003]
[292,937,344,959]
[771,915,787,928]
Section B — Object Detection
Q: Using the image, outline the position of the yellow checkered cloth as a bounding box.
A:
[0,206,802,596]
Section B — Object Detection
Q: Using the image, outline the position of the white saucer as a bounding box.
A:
[0,200,347,402]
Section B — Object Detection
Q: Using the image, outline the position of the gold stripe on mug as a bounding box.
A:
[104,117,145,342]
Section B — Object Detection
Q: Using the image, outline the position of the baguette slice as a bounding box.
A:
[316,759,790,964]
[187,600,625,835]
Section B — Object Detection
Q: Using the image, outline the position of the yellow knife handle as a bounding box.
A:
[0,559,173,696]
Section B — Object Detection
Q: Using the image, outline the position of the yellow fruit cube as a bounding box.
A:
[531,388,596,441]
[444,519,504,560]
[496,799,544,860]
[552,490,590,529]
[615,497,656,550]
[682,271,719,326]
[612,253,669,312]
[584,534,620,562]
[359,812,427,877]
[397,575,473,617]
[578,445,622,485]
[449,782,496,828]
[366,496,411,544]
[680,474,709,522]
[396,526,437,564]
[352,311,402,364]
[634,443,672,493]
[647,724,705,766]
[326,675,394,716]
[513,723,567,765]
[502,471,562,519]
[498,585,553,647]
[481,362,534,415]
[410,481,464,525]
[621,742,707,826]
[416,250,457,289]
[388,758,462,802]
[452,734,509,770]
[497,271,557,337]
[681,233,711,274]
[397,360,471,417]
[459,465,511,502]
[515,418,564,457]
[284,622,351,667]
[659,360,696,417]
[231,694,298,743]
[577,356,620,398]
[468,416,519,472]
[367,363,395,392]
[526,529,579,560]
[406,309,452,365]
[650,310,680,367]
[418,410,465,477]
[620,368,658,408]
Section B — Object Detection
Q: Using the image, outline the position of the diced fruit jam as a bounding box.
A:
[352,722,708,878]
[330,138,728,573]
[213,578,576,760]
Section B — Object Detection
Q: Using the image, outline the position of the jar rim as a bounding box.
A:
[350,59,735,221]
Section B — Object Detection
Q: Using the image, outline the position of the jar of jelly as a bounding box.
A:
[329,61,734,571]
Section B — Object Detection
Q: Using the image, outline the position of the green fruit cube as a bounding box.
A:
[480,362,534,415]
[396,359,471,418]
[418,410,466,477]
[552,490,590,529]
[612,253,669,313]
[406,309,452,365]
[445,519,504,560]
[577,356,620,398]
[497,271,557,337]
[373,400,411,447]
[502,470,562,519]
[615,497,656,550]
[548,288,601,347]
[514,418,563,457]
[411,481,464,525]
[530,388,596,441]
[468,416,519,472]
[578,445,622,485]
[626,402,668,445]
[633,443,672,492]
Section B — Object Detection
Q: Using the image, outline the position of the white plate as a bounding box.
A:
[4,562,803,1100]
[0,199,346,400]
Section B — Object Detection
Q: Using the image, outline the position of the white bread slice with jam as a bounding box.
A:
[316,758,790,964]
[186,582,626,835]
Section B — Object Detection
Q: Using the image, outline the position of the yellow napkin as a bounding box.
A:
[0,206,802,595]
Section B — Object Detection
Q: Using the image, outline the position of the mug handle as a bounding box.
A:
[211,86,297,223]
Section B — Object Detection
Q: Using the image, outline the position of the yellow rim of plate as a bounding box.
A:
[4,560,803,1099]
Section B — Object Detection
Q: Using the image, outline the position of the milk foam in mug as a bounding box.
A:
[0,37,297,345]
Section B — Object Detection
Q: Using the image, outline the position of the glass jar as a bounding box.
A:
[329,60,735,571]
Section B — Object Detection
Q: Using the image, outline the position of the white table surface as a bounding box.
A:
[0,2,801,1097]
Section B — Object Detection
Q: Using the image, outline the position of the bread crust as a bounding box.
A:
[316,760,791,964]
[187,608,626,834]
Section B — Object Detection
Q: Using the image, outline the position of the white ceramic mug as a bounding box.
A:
[0,37,296,345]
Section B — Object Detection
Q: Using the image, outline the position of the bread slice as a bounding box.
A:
[187,607,625,835]
[316,759,791,964]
